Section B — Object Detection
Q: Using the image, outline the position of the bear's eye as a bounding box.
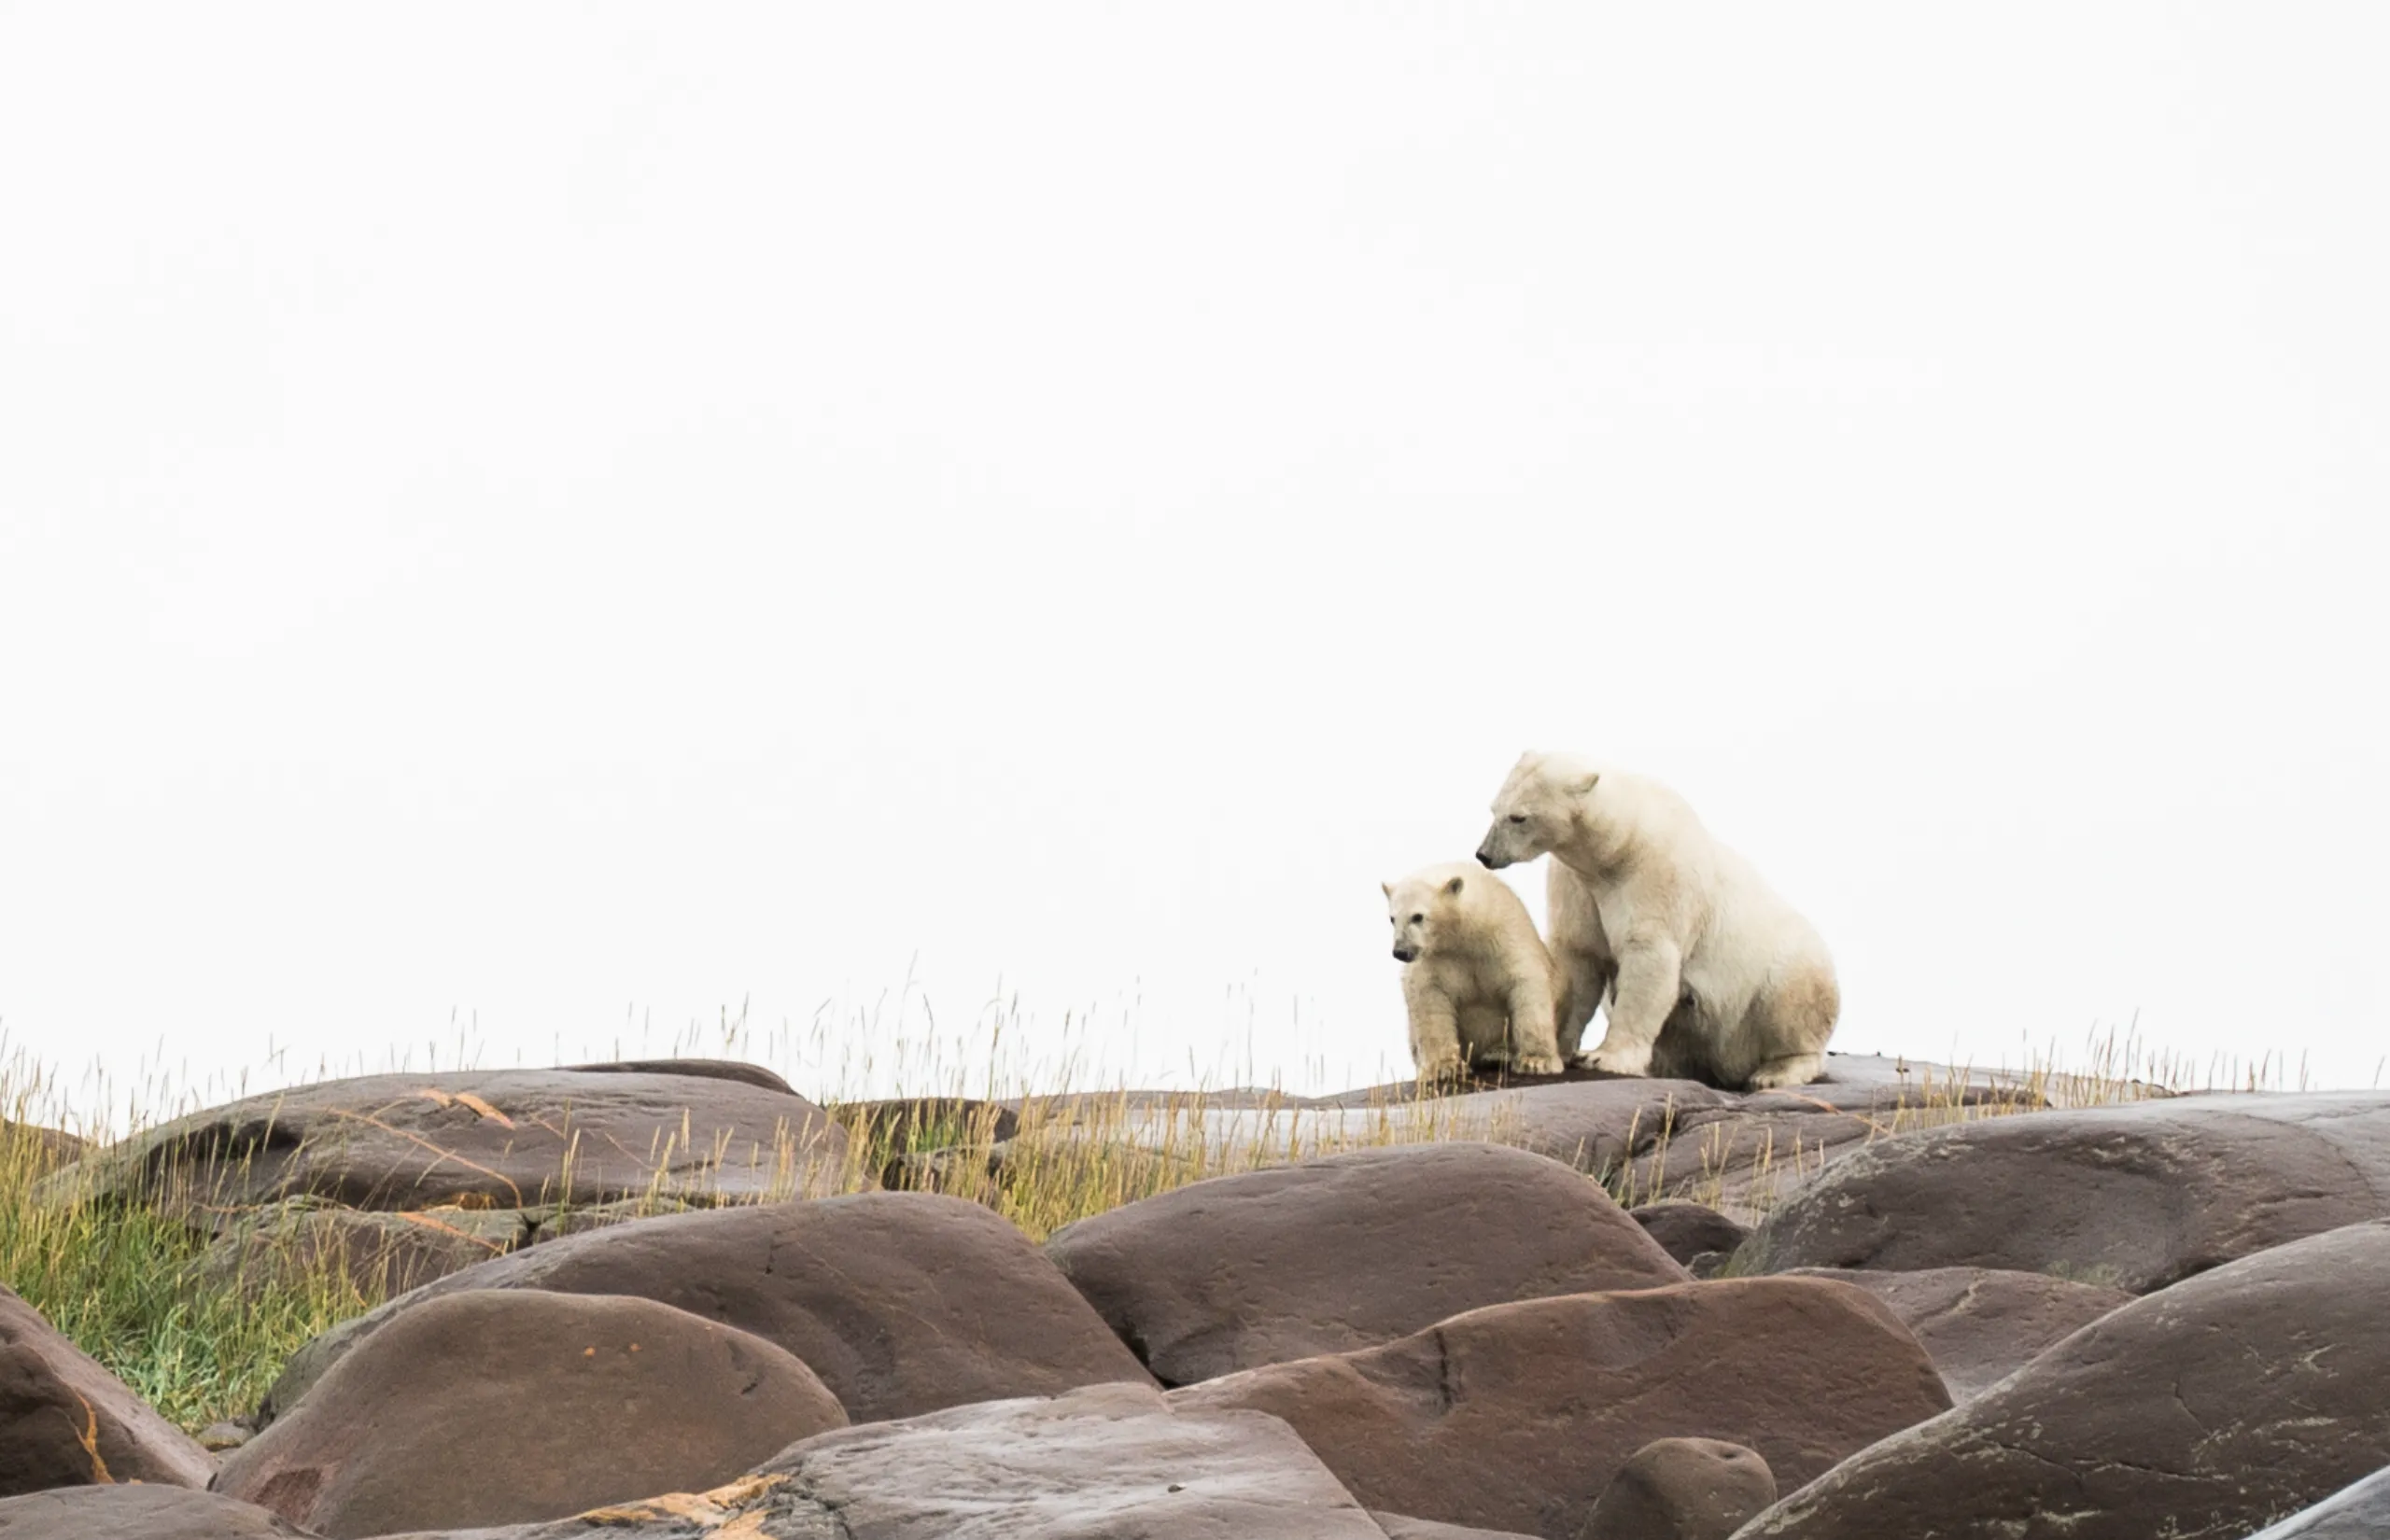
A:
[1409,913,1424,924]
[1508,813,1527,825]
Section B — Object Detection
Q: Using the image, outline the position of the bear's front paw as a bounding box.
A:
[1413,1054,1465,1085]
[1581,1044,1654,1078]
[1510,1053,1565,1077]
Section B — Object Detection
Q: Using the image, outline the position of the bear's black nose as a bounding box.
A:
[1474,847,1497,868]
[1392,946,1417,962]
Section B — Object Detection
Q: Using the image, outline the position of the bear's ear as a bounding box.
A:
[1572,771,1601,796]
[1443,875,1466,896]
[1380,881,1393,898]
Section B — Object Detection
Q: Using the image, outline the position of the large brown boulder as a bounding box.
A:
[371,1382,1396,1540]
[1748,1092,2390,1292]
[1736,1219,2390,1540]
[215,1290,844,1537]
[0,1487,316,1538]
[1782,1267,2132,1401]
[1584,1438,1776,1540]
[1,1284,215,1496]
[41,1065,854,1215]
[262,1191,1153,1425]
[1173,1277,1951,1539]
[1046,1142,1688,1385]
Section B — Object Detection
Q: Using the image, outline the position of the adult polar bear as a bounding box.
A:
[1475,751,1839,1091]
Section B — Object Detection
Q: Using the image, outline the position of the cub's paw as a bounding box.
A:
[1510,1053,1566,1077]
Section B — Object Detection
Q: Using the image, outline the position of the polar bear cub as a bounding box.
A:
[1383,862,1566,1080]
[1474,752,1839,1091]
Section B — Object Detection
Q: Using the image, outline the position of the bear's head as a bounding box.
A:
[1382,870,1469,963]
[1476,750,1600,869]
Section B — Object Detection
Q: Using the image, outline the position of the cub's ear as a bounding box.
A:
[1444,875,1467,896]
[1571,772,1601,796]
[1380,881,1393,898]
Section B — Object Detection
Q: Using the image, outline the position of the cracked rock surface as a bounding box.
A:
[1735,1218,2390,1540]
[1779,1266,2133,1401]
[1169,1276,1949,1539]
[1748,1092,2390,1292]
[2240,1464,2390,1538]
[379,1382,1395,1540]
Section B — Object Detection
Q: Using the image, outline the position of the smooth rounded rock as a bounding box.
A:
[40,1065,855,1215]
[1583,1438,1776,1540]
[262,1190,1153,1426]
[216,1290,846,1538]
[1046,1141,1688,1384]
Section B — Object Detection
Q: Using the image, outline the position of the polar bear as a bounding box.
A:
[1474,752,1839,1091]
[1383,862,1566,1080]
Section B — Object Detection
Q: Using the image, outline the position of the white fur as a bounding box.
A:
[1475,752,1839,1091]
[1383,861,1565,1080]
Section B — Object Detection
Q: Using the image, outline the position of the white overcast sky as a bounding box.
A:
[4,6,2386,1116]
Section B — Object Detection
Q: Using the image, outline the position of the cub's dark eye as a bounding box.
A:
[1507,813,1527,824]
[1410,913,1425,924]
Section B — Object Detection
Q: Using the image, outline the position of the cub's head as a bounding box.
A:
[1476,750,1601,869]
[1382,869,1469,963]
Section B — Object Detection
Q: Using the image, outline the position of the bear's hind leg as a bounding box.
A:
[1746,1051,1826,1091]
[1644,996,1710,1083]
[1739,962,1839,1090]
